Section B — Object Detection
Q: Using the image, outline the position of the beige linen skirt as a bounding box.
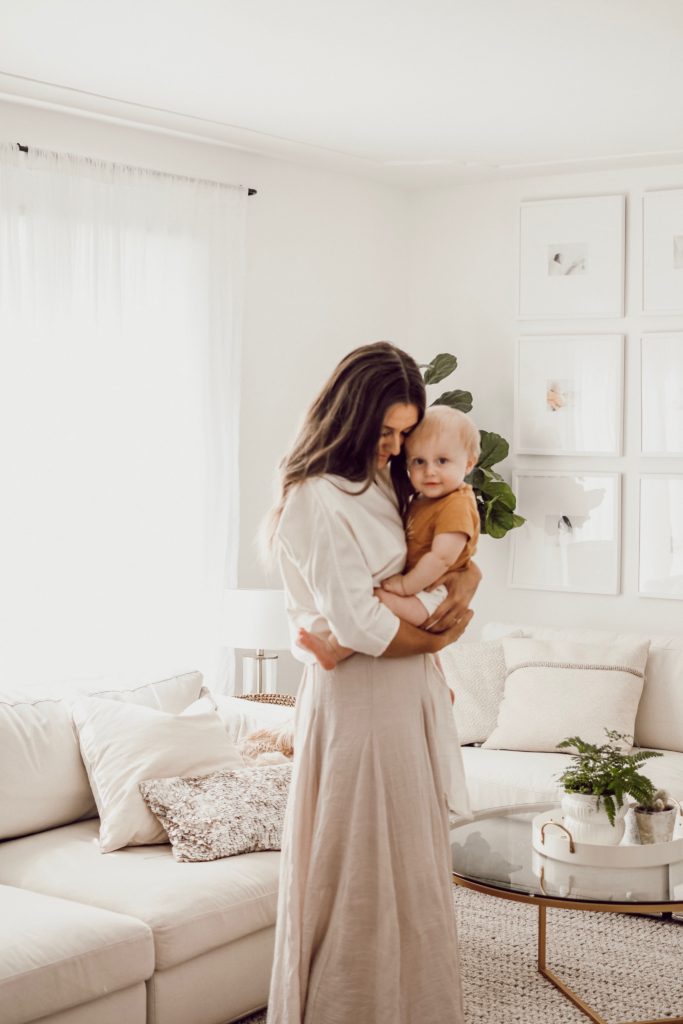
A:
[267,652,469,1024]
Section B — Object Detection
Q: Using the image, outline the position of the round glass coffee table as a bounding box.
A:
[450,803,683,1024]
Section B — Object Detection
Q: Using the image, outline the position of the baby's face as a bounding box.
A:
[406,431,473,499]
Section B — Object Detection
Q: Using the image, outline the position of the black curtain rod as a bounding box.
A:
[16,143,257,195]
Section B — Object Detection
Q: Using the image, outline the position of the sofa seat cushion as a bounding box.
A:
[0,883,153,1024]
[462,747,570,810]
[462,746,683,812]
[0,820,280,970]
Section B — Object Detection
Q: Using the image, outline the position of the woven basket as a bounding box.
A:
[237,693,296,708]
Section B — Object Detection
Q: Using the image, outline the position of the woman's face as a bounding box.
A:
[376,403,419,469]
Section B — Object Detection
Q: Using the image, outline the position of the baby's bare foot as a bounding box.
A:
[297,628,340,671]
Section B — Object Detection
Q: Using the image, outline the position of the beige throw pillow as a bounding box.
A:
[71,697,244,853]
[482,637,650,753]
[140,764,292,862]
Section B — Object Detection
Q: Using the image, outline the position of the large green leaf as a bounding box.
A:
[431,389,473,412]
[422,353,457,385]
[466,465,502,490]
[478,479,517,510]
[484,501,525,539]
[478,430,509,469]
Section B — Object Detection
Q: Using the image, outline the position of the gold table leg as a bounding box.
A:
[536,904,683,1024]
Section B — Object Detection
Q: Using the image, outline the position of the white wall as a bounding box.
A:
[407,165,683,639]
[5,100,682,687]
[0,100,410,691]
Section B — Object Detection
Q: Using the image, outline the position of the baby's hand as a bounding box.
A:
[381,574,406,596]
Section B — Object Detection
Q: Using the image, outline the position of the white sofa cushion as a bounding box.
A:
[0,694,94,842]
[635,646,683,753]
[462,746,683,812]
[0,883,153,1024]
[71,697,244,853]
[88,670,203,713]
[0,670,203,841]
[462,747,570,810]
[0,820,281,971]
[483,636,649,753]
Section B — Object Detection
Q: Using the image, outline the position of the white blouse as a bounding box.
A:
[277,469,406,662]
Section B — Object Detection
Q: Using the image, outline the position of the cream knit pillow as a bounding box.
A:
[439,640,509,745]
[483,637,650,753]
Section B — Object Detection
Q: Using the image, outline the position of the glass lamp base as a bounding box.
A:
[242,654,278,694]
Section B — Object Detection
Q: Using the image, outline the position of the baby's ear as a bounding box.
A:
[466,459,476,473]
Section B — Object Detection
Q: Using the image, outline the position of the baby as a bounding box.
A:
[299,406,480,670]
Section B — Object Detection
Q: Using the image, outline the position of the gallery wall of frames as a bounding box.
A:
[510,191,683,601]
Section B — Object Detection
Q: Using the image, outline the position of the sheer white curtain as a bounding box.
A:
[0,144,247,689]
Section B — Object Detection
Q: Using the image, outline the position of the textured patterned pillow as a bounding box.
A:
[439,639,511,745]
[139,764,292,862]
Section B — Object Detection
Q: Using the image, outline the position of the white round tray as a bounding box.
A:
[532,809,683,867]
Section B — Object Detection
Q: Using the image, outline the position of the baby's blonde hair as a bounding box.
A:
[406,406,480,463]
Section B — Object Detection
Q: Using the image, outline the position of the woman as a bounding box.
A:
[267,341,479,1024]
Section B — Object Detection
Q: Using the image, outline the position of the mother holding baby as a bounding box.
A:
[267,341,480,1024]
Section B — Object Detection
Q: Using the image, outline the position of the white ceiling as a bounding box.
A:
[2,0,683,187]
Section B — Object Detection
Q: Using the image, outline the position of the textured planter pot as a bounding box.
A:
[634,805,678,845]
[561,792,627,846]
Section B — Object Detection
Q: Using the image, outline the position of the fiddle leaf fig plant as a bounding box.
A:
[419,352,524,539]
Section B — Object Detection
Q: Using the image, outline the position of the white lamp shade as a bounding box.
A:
[222,589,291,651]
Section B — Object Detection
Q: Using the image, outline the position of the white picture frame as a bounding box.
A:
[643,189,683,314]
[641,333,683,455]
[514,334,623,456]
[518,195,625,319]
[639,475,683,600]
[509,471,621,594]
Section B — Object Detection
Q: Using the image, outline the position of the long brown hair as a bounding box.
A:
[269,341,425,546]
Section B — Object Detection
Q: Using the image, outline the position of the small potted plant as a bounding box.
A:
[633,790,681,845]
[556,729,662,846]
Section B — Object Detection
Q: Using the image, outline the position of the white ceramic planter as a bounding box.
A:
[560,792,627,846]
[634,805,678,845]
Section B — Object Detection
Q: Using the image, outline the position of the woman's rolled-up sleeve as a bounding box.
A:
[278,480,400,657]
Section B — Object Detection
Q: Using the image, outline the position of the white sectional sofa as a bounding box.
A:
[2,621,682,1024]
[0,672,280,1024]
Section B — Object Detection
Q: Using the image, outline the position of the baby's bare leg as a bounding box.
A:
[296,628,353,671]
[375,587,429,626]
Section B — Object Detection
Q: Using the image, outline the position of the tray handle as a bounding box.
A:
[540,820,576,854]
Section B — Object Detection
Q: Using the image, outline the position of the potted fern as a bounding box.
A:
[633,790,681,845]
[556,730,662,846]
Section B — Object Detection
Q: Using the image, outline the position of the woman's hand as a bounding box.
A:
[429,608,474,651]
[382,607,473,658]
[422,560,482,632]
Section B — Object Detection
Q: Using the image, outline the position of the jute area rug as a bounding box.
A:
[238,884,683,1023]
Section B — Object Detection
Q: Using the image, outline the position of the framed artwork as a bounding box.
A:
[639,476,683,600]
[641,333,683,455]
[518,195,625,319]
[509,471,621,594]
[514,334,623,456]
[643,189,683,313]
